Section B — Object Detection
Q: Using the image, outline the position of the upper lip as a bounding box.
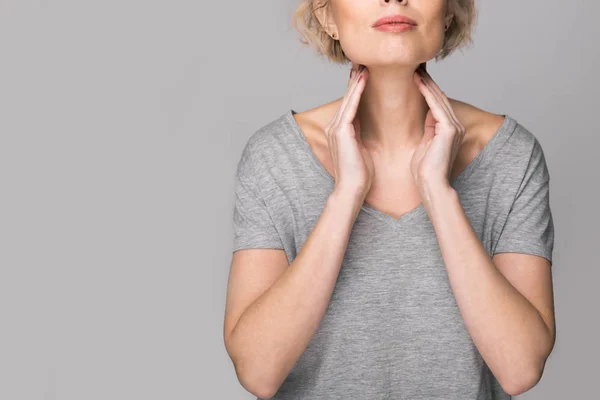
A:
[372,15,417,27]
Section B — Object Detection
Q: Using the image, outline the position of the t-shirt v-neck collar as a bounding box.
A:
[283,108,517,227]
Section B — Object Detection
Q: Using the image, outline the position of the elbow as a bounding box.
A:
[225,334,279,399]
[234,359,279,399]
[500,364,544,396]
[500,332,554,396]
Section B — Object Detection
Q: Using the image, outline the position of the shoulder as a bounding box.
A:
[450,98,542,154]
[449,98,507,141]
[236,110,300,178]
[451,99,550,181]
[243,111,293,154]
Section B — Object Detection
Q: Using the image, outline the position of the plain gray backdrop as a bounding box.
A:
[1,1,597,399]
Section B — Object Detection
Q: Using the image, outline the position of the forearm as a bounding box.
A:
[228,190,361,394]
[422,184,553,393]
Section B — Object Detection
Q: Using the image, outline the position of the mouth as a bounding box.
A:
[372,22,417,32]
[372,15,417,28]
[378,22,414,26]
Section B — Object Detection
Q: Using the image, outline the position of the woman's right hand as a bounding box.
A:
[324,62,374,201]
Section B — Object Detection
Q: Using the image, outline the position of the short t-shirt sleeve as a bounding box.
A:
[492,139,555,266]
[231,150,284,253]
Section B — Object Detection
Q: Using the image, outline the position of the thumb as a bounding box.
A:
[420,121,435,147]
[419,129,434,148]
[352,115,361,142]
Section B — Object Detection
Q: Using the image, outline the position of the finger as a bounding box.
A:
[416,68,448,108]
[339,68,368,127]
[337,65,363,124]
[353,116,361,144]
[337,65,367,123]
[418,68,451,109]
[334,65,366,127]
[423,112,436,143]
[330,134,338,179]
[417,68,459,126]
[415,68,453,124]
[348,62,361,88]
[326,65,362,144]
[323,118,333,138]
[414,70,452,127]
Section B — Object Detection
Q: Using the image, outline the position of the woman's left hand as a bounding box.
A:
[410,66,466,194]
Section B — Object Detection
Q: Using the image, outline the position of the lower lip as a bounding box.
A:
[373,23,416,32]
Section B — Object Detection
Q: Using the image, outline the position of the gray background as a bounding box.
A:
[0,0,597,399]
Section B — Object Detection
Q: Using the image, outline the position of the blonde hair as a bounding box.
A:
[292,0,477,64]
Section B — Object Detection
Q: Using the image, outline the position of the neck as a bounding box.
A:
[355,65,429,157]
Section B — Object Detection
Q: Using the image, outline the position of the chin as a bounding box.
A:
[375,48,434,66]
[364,55,429,69]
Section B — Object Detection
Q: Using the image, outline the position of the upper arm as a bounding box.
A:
[223,249,289,349]
[491,137,556,346]
[224,145,290,349]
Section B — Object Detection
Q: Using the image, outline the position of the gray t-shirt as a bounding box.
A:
[231,109,555,399]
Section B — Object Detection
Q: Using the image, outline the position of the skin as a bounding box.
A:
[224,1,556,397]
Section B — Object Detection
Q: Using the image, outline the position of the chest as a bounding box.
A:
[288,213,486,396]
[337,214,453,307]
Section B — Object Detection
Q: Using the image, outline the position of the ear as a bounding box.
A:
[313,0,337,37]
[445,14,454,29]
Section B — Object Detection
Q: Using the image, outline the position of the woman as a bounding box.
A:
[224,0,556,399]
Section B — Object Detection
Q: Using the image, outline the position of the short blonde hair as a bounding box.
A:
[292,0,477,64]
